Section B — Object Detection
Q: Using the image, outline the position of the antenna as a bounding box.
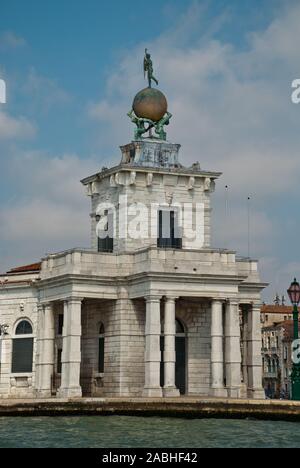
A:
[247,196,251,258]
[225,185,229,248]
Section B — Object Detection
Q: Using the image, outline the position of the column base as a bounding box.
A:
[143,387,163,398]
[247,388,265,400]
[163,386,180,397]
[57,386,82,399]
[227,387,241,399]
[210,387,227,398]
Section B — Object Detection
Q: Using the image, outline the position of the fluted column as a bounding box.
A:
[210,300,227,397]
[38,303,55,397]
[225,300,242,398]
[58,298,82,398]
[163,297,180,397]
[143,296,163,397]
[247,303,264,399]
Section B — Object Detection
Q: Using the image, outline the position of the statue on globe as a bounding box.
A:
[128,49,172,141]
[144,49,158,88]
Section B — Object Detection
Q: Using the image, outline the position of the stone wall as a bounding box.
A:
[89,170,212,253]
[0,286,38,398]
[79,297,145,397]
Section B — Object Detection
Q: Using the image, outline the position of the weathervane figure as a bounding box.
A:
[144,49,158,88]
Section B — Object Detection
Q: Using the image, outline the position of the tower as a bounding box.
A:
[82,52,221,255]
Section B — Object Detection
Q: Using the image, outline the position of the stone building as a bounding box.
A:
[0,76,267,400]
[261,305,293,328]
[262,320,300,398]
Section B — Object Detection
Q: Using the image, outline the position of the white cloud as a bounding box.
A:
[22,68,72,112]
[0,151,99,271]
[0,111,36,140]
[0,31,26,50]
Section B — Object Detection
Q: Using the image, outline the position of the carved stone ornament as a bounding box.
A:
[146,173,153,186]
[188,176,195,190]
[110,175,116,187]
[129,171,136,186]
[165,191,173,205]
[204,177,211,191]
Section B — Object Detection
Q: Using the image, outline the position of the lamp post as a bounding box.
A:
[287,278,300,400]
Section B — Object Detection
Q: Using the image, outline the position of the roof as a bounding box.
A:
[6,262,41,274]
[261,305,293,314]
[264,320,300,341]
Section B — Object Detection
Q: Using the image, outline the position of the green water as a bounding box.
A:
[0,416,299,448]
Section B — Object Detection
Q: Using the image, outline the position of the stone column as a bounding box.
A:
[241,305,249,392]
[210,300,227,397]
[163,297,180,397]
[247,303,265,399]
[225,300,242,398]
[143,296,163,397]
[58,298,82,398]
[38,303,55,397]
[35,303,44,393]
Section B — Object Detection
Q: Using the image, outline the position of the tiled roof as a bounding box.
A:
[273,320,300,340]
[261,305,293,314]
[7,262,41,274]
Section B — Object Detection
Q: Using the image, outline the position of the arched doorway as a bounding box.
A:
[160,318,187,394]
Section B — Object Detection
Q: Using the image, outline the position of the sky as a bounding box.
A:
[0,0,299,302]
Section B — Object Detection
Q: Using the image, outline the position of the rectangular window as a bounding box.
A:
[98,337,105,373]
[157,210,182,249]
[98,211,114,253]
[11,338,33,373]
[57,349,62,374]
[58,314,64,336]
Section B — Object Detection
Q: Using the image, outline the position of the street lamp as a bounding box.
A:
[287,278,300,400]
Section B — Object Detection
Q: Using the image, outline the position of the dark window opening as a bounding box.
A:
[58,314,64,336]
[98,337,105,373]
[57,349,62,374]
[11,338,33,373]
[15,320,32,335]
[98,323,105,373]
[157,210,182,249]
[97,210,114,253]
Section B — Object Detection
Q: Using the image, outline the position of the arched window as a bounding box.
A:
[15,320,33,335]
[98,323,105,373]
[12,320,34,373]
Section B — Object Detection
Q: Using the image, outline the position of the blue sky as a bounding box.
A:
[0,0,300,301]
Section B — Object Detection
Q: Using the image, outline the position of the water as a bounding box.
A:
[0,416,299,448]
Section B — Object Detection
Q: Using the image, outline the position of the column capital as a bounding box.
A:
[165,296,179,303]
[144,295,162,303]
[63,297,83,305]
[251,302,262,309]
[226,298,239,307]
[211,299,225,305]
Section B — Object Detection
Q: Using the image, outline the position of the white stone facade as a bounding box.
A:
[0,139,267,400]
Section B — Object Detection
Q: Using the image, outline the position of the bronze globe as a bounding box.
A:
[133,88,168,122]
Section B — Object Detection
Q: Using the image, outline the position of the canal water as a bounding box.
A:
[0,416,299,448]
